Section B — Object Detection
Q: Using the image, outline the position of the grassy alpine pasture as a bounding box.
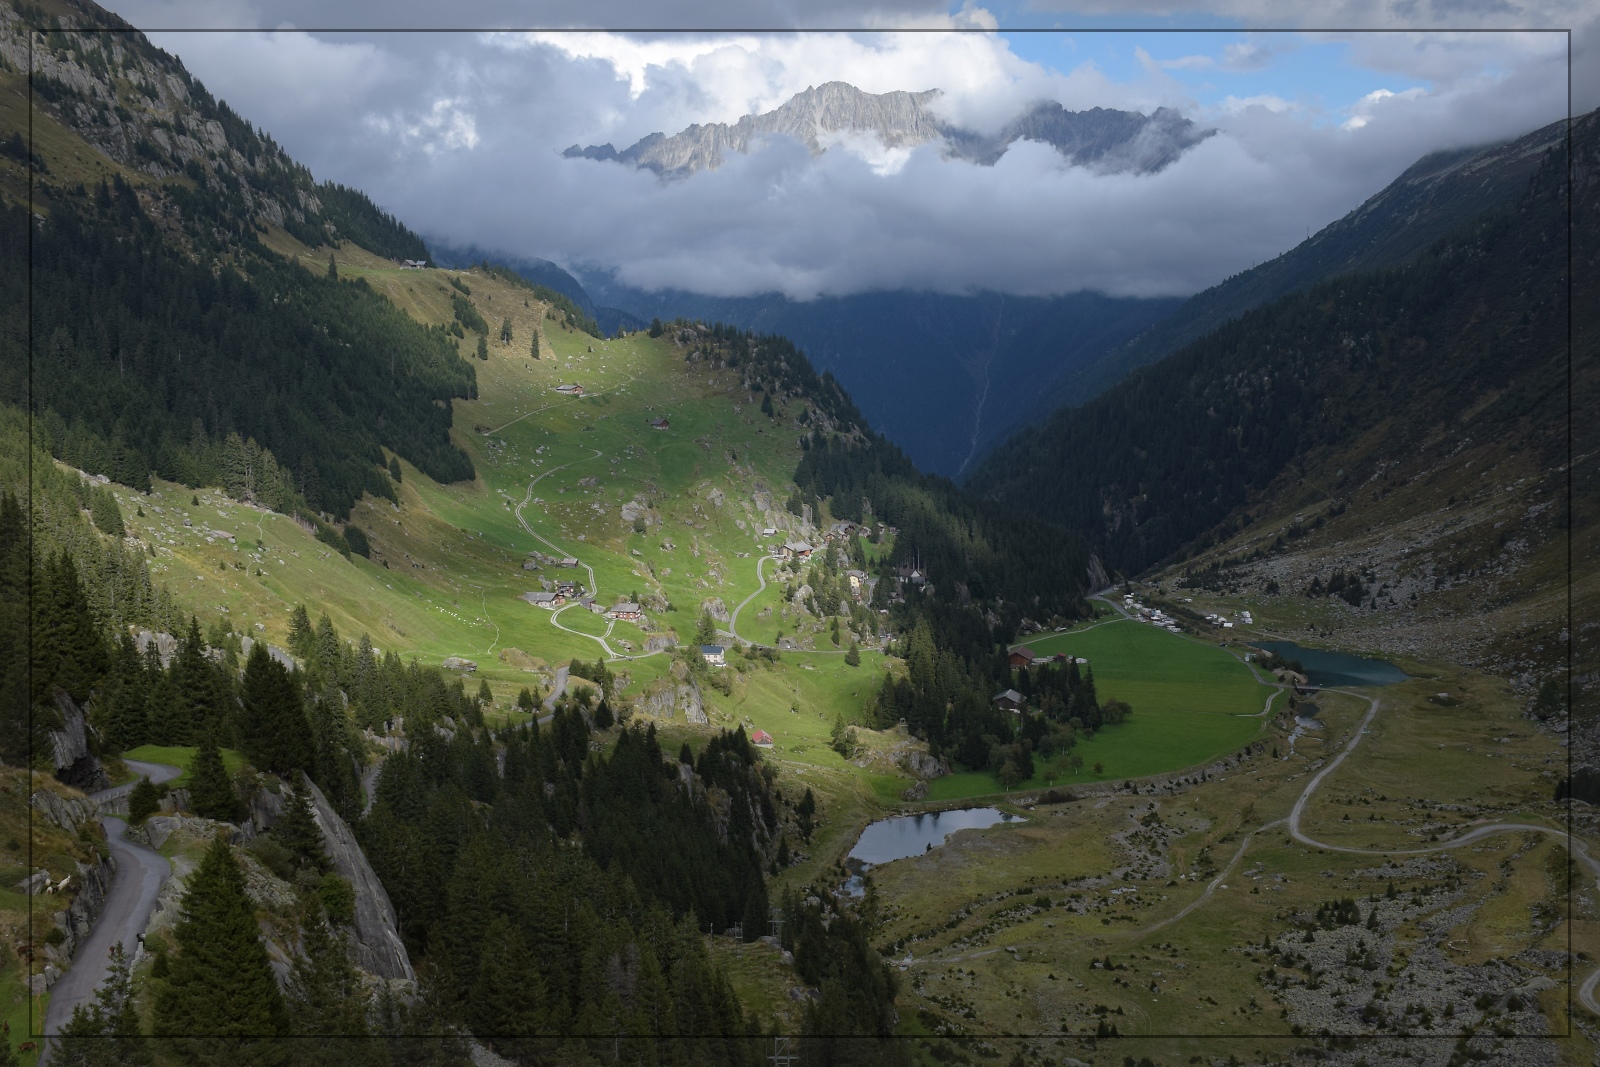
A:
[924,619,1275,800]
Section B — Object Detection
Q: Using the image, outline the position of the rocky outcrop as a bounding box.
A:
[31,786,97,832]
[301,776,415,984]
[47,691,110,793]
[567,81,1211,179]
[636,674,707,725]
[700,597,729,622]
[894,750,951,781]
[43,855,116,975]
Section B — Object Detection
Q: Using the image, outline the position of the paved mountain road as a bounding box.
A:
[39,761,181,1063]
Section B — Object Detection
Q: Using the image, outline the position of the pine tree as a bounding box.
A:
[272,782,329,872]
[90,488,125,537]
[286,903,375,1057]
[326,253,337,280]
[55,943,150,1067]
[128,776,161,823]
[388,455,402,483]
[155,835,290,1065]
[240,642,313,775]
[287,605,314,660]
[845,640,861,667]
[476,335,488,360]
[468,916,550,1046]
[499,317,512,344]
[189,733,243,823]
[32,550,107,704]
[530,329,541,360]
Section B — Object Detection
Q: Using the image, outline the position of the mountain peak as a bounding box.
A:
[564,83,1211,178]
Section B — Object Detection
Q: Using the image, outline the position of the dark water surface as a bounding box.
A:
[1254,640,1408,688]
[848,807,1018,865]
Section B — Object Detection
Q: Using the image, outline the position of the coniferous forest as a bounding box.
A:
[0,179,478,520]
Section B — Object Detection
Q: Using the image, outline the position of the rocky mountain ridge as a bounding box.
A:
[565,80,1212,178]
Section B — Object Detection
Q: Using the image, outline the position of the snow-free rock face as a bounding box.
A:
[565,81,1212,179]
[48,691,110,793]
[300,775,415,984]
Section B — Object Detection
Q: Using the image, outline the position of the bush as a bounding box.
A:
[245,836,297,882]
[320,874,355,925]
[127,776,161,823]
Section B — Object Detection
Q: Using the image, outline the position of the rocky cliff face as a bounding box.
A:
[0,2,324,228]
[47,691,110,793]
[301,775,415,984]
[565,81,1211,179]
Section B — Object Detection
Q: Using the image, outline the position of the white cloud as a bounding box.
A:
[104,1,1575,304]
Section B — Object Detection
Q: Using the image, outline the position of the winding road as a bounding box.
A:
[724,553,777,646]
[39,760,182,1064]
[907,687,1600,1015]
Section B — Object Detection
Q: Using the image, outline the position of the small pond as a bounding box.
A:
[849,807,1018,865]
[1253,640,1408,688]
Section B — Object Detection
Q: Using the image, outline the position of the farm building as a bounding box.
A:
[992,689,1025,713]
[781,541,813,561]
[1007,646,1038,669]
[606,602,643,621]
[649,417,670,430]
[555,384,584,396]
[521,591,564,608]
[700,645,726,667]
[751,729,774,748]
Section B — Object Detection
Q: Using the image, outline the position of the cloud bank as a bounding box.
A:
[105,1,1576,301]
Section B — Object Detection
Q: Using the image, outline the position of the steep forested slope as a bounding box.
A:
[1025,116,1569,418]
[0,2,478,517]
[975,112,1588,579]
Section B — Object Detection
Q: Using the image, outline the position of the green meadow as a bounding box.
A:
[924,619,1274,800]
[105,255,1279,839]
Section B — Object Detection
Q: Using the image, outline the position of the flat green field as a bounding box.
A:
[925,620,1275,799]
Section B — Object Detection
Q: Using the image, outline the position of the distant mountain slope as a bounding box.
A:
[971,108,1595,680]
[579,276,1180,477]
[1029,117,1569,420]
[566,80,1211,178]
[427,239,645,337]
[0,0,476,516]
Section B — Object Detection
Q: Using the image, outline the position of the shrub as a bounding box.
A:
[320,874,355,925]
[127,776,161,823]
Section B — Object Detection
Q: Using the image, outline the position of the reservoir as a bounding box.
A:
[1253,641,1408,688]
[848,807,1017,865]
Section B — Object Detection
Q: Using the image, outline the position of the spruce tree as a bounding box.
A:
[240,642,313,775]
[286,903,375,1057]
[287,605,315,660]
[272,782,329,872]
[388,455,402,483]
[155,835,290,1065]
[845,640,861,667]
[55,943,149,1067]
[469,917,553,1053]
[128,776,161,823]
[189,733,243,823]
